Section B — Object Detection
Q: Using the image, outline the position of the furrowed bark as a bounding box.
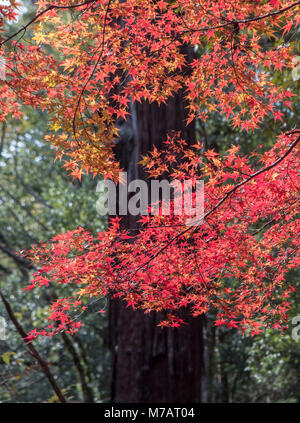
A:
[109,90,205,402]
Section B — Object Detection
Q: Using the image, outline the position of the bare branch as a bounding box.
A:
[0,231,33,268]
[0,290,67,403]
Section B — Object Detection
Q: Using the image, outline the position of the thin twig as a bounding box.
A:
[129,131,300,274]
[0,0,98,47]
[0,291,67,403]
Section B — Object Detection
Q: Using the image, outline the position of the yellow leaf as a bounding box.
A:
[2,352,15,366]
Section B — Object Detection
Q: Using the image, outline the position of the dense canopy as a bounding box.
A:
[0,0,299,338]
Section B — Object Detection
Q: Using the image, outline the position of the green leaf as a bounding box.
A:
[2,352,15,366]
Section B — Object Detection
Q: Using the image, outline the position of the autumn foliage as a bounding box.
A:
[0,0,299,338]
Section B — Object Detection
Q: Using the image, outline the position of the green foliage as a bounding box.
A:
[0,107,109,402]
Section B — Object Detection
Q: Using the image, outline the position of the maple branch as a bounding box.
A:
[0,231,34,269]
[0,291,67,403]
[249,199,299,236]
[0,0,98,47]
[233,0,300,24]
[49,291,94,402]
[130,131,300,273]
[194,132,300,229]
[182,0,300,34]
[1,0,298,49]
[0,241,33,268]
[72,0,112,141]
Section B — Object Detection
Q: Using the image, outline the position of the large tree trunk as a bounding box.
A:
[109,91,205,403]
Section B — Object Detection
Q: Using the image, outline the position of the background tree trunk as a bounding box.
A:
[109,91,205,403]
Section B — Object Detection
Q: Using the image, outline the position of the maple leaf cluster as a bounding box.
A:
[0,0,299,338]
[0,0,299,178]
[23,130,299,338]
